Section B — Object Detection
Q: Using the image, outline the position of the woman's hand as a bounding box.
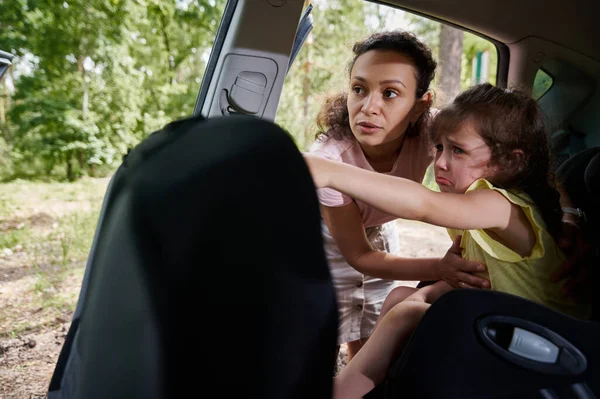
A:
[551,220,592,303]
[303,153,332,188]
[436,235,490,289]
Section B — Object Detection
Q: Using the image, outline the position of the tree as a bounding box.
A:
[275,0,378,150]
[0,0,224,180]
[437,25,463,106]
[3,0,129,179]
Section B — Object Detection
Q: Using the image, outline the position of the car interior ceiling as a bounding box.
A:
[384,0,599,63]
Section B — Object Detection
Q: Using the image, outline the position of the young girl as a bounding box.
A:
[309,30,488,361]
[304,83,592,398]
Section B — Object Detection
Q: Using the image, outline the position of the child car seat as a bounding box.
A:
[368,289,600,398]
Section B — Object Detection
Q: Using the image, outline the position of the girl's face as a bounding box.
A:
[347,50,428,151]
[433,120,494,193]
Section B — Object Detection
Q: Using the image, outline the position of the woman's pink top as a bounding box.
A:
[310,134,433,228]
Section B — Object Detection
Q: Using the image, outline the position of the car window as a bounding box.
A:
[532,69,553,100]
[275,0,500,151]
[288,4,314,73]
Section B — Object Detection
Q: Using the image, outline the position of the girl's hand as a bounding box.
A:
[436,235,490,289]
[303,153,332,188]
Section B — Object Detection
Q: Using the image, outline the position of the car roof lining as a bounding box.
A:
[379,0,599,63]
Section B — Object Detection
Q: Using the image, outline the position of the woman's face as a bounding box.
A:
[347,50,427,151]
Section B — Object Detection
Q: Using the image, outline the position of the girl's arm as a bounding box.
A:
[322,203,488,287]
[323,203,439,281]
[306,154,513,231]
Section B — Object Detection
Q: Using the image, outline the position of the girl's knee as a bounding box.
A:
[385,286,417,307]
[387,301,429,325]
[379,286,418,321]
[404,290,428,304]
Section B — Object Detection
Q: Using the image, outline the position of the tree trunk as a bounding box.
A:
[159,12,175,84]
[66,152,74,181]
[78,150,85,169]
[0,81,9,145]
[437,25,464,106]
[302,32,313,119]
[77,57,89,177]
[76,55,90,120]
[0,87,5,124]
[80,66,89,120]
[82,75,89,120]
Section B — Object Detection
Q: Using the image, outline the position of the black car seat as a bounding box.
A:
[369,289,600,399]
[47,114,338,399]
[556,146,600,321]
[556,147,600,249]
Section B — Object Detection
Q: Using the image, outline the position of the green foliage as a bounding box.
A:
[406,16,498,96]
[532,69,553,100]
[0,0,499,177]
[0,0,224,181]
[275,0,382,151]
[461,32,498,89]
[276,2,499,150]
[0,225,31,250]
[405,13,440,58]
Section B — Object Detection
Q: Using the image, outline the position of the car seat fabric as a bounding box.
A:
[557,147,600,243]
[370,289,600,399]
[556,147,600,320]
[48,114,338,399]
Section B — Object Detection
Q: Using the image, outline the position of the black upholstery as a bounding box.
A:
[557,147,600,245]
[372,290,600,398]
[556,147,600,320]
[48,115,338,398]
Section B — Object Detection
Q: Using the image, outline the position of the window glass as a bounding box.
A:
[532,69,553,100]
[276,0,499,150]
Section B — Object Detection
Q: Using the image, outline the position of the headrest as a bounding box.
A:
[70,115,338,399]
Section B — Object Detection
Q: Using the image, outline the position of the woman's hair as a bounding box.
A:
[315,31,437,141]
[430,83,562,239]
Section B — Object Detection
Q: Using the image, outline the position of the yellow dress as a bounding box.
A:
[423,166,591,319]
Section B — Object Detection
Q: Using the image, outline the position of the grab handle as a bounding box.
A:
[477,315,587,375]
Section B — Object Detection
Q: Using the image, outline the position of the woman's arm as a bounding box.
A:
[322,203,488,287]
[306,154,513,231]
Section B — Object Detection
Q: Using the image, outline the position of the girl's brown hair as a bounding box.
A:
[315,31,437,141]
[430,83,562,240]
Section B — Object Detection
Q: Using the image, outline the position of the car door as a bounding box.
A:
[0,49,14,80]
[194,0,307,121]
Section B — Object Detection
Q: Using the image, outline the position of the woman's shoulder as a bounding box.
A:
[309,136,359,161]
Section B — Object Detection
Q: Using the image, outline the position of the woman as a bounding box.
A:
[309,31,489,360]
